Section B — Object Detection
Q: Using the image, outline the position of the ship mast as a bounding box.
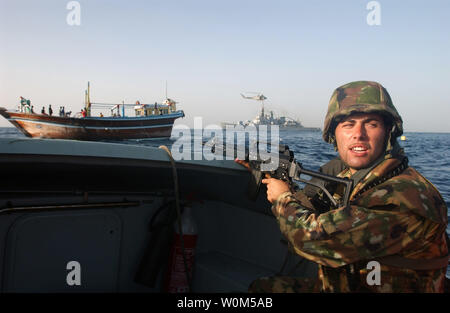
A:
[260,98,265,121]
[85,81,91,117]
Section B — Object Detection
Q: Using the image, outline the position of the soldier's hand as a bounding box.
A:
[262,178,290,203]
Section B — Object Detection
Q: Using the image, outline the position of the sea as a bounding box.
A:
[0,127,449,278]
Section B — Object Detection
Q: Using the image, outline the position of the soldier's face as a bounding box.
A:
[335,113,387,174]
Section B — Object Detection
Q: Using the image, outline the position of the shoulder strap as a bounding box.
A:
[351,156,409,202]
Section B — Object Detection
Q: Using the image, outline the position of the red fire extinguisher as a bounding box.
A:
[164,206,198,293]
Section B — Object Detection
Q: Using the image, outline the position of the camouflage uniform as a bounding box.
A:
[249,81,449,293]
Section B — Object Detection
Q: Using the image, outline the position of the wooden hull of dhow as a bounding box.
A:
[0,108,184,140]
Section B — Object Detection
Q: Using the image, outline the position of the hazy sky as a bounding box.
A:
[1,0,449,131]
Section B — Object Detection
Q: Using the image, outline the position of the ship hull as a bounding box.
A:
[0,108,184,140]
[221,122,320,132]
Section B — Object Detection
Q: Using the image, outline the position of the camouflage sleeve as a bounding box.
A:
[272,191,426,268]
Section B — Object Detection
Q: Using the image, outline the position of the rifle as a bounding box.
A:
[212,143,353,209]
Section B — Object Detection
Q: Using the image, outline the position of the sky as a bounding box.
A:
[0,0,449,132]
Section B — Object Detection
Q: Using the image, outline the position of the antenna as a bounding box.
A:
[165,81,168,99]
[85,81,91,117]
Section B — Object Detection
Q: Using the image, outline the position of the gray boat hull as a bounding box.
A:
[0,138,317,292]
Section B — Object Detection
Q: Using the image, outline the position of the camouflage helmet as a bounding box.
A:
[323,81,403,144]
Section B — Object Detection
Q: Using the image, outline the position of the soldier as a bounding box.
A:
[241,81,449,292]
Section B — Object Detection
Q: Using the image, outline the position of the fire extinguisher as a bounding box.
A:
[164,205,198,293]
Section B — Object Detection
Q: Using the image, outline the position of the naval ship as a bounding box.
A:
[221,93,321,131]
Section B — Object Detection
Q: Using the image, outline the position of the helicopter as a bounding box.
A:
[240,93,267,101]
